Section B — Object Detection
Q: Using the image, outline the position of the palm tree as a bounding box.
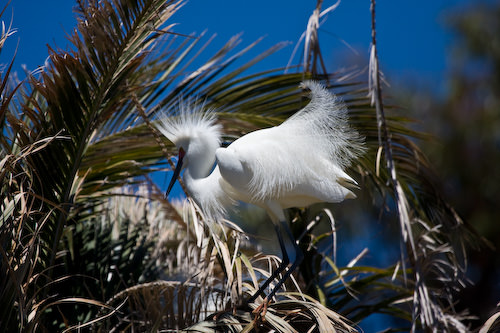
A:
[1,0,497,331]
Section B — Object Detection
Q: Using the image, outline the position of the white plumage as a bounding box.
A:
[156,80,362,223]
[155,80,364,303]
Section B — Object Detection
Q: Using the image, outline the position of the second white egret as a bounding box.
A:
[155,80,364,305]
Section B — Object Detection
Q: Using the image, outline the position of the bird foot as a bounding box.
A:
[251,296,270,323]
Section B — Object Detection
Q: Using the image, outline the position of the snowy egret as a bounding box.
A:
[156,81,364,304]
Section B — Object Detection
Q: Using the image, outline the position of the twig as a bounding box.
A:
[369,0,415,263]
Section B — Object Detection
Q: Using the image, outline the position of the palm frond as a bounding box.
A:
[15,0,179,269]
[91,281,225,332]
[365,1,475,330]
[39,186,165,330]
[1,0,181,329]
[80,193,357,332]
[479,307,500,333]
[1,0,487,331]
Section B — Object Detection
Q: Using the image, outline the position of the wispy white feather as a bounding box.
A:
[155,101,222,149]
[155,101,230,222]
[155,81,364,224]
[233,80,364,203]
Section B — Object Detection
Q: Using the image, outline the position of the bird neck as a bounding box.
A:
[185,152,216,180]
[182,147,218,203]
[184,166,217,197]
[183,166,228,221]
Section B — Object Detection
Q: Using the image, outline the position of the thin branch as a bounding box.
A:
[369,0,415,262]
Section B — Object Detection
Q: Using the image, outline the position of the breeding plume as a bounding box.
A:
[156,81,363,304]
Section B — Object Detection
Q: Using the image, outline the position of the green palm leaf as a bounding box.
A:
[14,0,180,269]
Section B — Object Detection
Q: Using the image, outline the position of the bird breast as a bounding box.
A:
[215,147,253,196]
[215,126,357,209]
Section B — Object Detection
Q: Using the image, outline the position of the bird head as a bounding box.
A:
[155,101,223,197]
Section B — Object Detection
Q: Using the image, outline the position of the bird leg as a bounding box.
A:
[248,221,304,306]
[251,297,269,323]
[248,223,290,304]
[264,221,304,301]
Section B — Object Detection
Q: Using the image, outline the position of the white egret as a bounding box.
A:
[155,80,364,305]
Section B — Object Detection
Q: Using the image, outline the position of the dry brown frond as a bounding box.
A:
[479,305,500,333]
[287,0,340,78]
[91,281,226,332]
[367,1,472,330]
[183,294,357,333]
[79,193,357,332]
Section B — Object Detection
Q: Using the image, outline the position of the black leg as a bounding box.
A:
[247,222,303,303]
[264,222,304,301]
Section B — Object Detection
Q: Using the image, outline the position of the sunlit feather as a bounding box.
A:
[155,81,364,222]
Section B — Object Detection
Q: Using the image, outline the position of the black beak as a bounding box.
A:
[166,148,185,197]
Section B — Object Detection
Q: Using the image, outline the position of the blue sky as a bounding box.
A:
[2,0,472,95]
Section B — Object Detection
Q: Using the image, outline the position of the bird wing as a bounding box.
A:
[219,126,357,205]
[217,81,363,207]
